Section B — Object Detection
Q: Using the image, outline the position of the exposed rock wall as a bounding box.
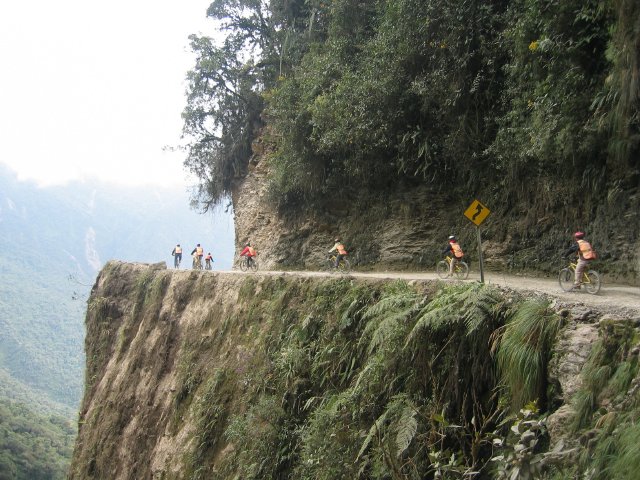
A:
[232,157,640,284]
[70,261,640,478]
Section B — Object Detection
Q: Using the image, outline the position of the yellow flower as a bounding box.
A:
[528,40,538,52]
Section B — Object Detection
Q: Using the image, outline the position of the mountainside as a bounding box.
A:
[232,151,640,283]
[0,165,234,411]
[70,262,640,479]
[0,166,234,477]
[178,0,639,284]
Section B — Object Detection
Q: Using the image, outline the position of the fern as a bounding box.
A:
[359,288,421,354]
[367,304,420,355]
[406,283,501,347]
[395,404,418,458]
[494,298,561,411]
[357,408,390,460]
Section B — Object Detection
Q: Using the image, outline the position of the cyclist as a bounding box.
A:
[442,235,464,277]
[564,231,597,289]
[204,252,213,270]
[239,242,257,268]
[328,238,348,269]
[171,244,182,269]
[191,243,204,269]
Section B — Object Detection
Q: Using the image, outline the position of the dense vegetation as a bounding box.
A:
[162,275,639,478]
[68,263,640,479]
[0,167,234,478]
[0,399,75,480]
[183,0,638,216]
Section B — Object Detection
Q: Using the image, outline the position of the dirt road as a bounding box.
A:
[225,268,640,316]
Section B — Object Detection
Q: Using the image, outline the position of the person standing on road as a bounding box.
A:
[328,238,348,268]
[171,244,182,269]
[564,231,597,289]
[442,235,464,277]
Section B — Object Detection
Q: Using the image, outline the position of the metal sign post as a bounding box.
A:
[463,200,490,284]
[476,227,485,284]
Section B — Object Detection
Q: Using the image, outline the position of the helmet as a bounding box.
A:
[334,238,340,242]
[574,231,585,239]
[448,235,456,241]
[245,242,251,247]
[197,243,201,246]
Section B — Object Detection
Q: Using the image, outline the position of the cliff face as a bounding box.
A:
[70,261,640,479]
[232,156,640,284]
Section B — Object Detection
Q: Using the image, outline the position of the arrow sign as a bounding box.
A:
[464,200,490,226]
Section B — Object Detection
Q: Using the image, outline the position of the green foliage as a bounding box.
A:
[572,318,636,431]
[490,404,549,480]
[185,0,638,258]
[0,398,75,480]
[224,395,291,479]
[206,280,524,478]
[564,317,640,479]
[493,298,562,411]
[185,370,229,479]
[595,0,640,172]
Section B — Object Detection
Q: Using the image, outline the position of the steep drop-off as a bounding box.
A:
[70,262,640,479]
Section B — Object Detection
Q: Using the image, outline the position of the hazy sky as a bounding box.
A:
[0,0,216,187]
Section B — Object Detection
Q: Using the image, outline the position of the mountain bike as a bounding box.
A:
[327,254,351,273]
[239,256,258,272]
[192,255,203,270]
[558,262,601,294]
[173,254,182,269]
[436,256,469,280]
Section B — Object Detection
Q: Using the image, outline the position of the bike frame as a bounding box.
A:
[567,262,593,284]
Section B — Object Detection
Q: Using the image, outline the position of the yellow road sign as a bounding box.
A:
[464,200,490,226]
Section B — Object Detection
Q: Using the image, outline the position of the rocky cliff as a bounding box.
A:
[232,154,640,284]
[69,261,640,479]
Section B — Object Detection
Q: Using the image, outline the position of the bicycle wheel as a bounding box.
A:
[436,261,449,279]
[249,259,258,272]
[584,270,601,295]
[337,259,351,273]
[239,258,248,272]
[558,268,574,292]
[455,262,469,280]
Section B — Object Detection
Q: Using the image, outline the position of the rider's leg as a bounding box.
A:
[574,258,589,286]
[335,253,343,268]
[449,257,458,276]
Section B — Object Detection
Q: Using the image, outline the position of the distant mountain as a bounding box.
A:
[0,164,235,413]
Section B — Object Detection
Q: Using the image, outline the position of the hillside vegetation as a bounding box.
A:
[182,0,639,279]
[0,398,75,480]
[69,263,640,479]
[0,167,233,477]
